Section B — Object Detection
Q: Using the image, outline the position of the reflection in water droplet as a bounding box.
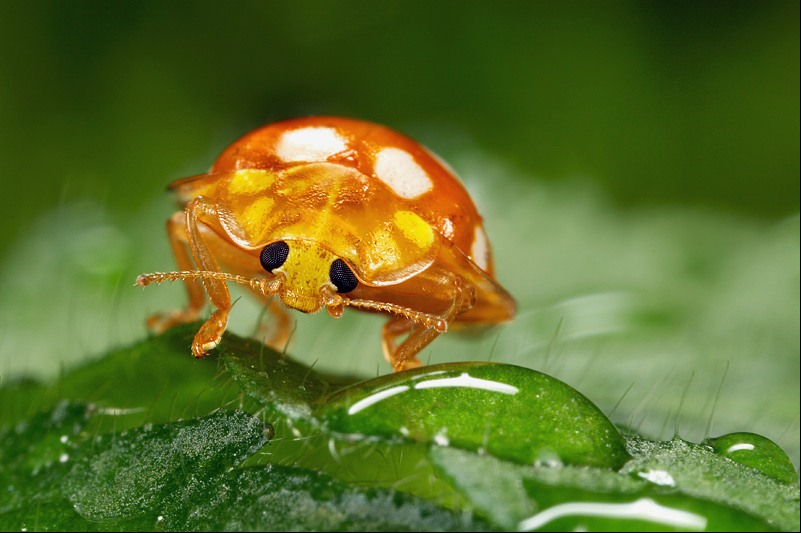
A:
[518,498,707,531]
[347,385,410,415]
[726,443,754,453]
[705,432,796,483]
[414,372,519,395]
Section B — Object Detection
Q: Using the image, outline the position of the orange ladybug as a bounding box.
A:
[137,117,515,371]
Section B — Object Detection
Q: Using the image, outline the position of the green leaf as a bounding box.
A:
[218,329,346,421]
[0,400,484,531]
[220,340,631,469]
[430,446,786,531]
[2,326,798,531]
[163,464,485,532]
[0,499,156,532]
[66,409,271,520]
[620,437,800,532]
[0,401,91,515]
[0,324,227,431]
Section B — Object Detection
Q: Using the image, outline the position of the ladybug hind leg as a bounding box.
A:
[254,297,294,353]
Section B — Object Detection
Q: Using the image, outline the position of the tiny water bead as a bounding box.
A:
[314,362,631,469]
[704,432,797,484]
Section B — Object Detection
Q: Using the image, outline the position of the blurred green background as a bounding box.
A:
[1,0,798,245]
[0,1,798,467]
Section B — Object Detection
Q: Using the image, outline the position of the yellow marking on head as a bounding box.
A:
[393,210,434,249]
[274,240,338,313]
[228,169,275,195]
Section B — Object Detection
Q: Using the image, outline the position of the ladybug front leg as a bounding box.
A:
[384,272,473,372]
[184,196,232,358]
[145,212,206,333]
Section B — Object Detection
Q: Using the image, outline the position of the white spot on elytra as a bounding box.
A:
[471,225,490,271]
[275,126,347,162]
[374,147,433,199]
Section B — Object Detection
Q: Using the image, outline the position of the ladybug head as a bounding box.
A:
[260,239,358,313]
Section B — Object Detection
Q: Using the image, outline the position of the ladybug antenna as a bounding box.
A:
[136,270,281,295]
[339,297,448,333]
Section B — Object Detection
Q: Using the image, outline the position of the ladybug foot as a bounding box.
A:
[392,357,423,373]
[191,308,230,358]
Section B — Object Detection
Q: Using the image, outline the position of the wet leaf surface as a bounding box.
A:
[66,410,271,520]
[0,402,91,515]
[0,399,483,531]
[164,464,486,532]
[620,437,799,532]
[1,326,798,531]
[430,446,783,531]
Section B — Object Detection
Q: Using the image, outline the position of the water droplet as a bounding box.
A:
[637,469,676,486]
[316,362,630,469]
[704,432,796,483]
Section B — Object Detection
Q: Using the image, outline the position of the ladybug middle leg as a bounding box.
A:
[254,297,293,353]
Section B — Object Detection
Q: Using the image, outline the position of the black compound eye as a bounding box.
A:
[330,258,358,293]
[260,241,289,272]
